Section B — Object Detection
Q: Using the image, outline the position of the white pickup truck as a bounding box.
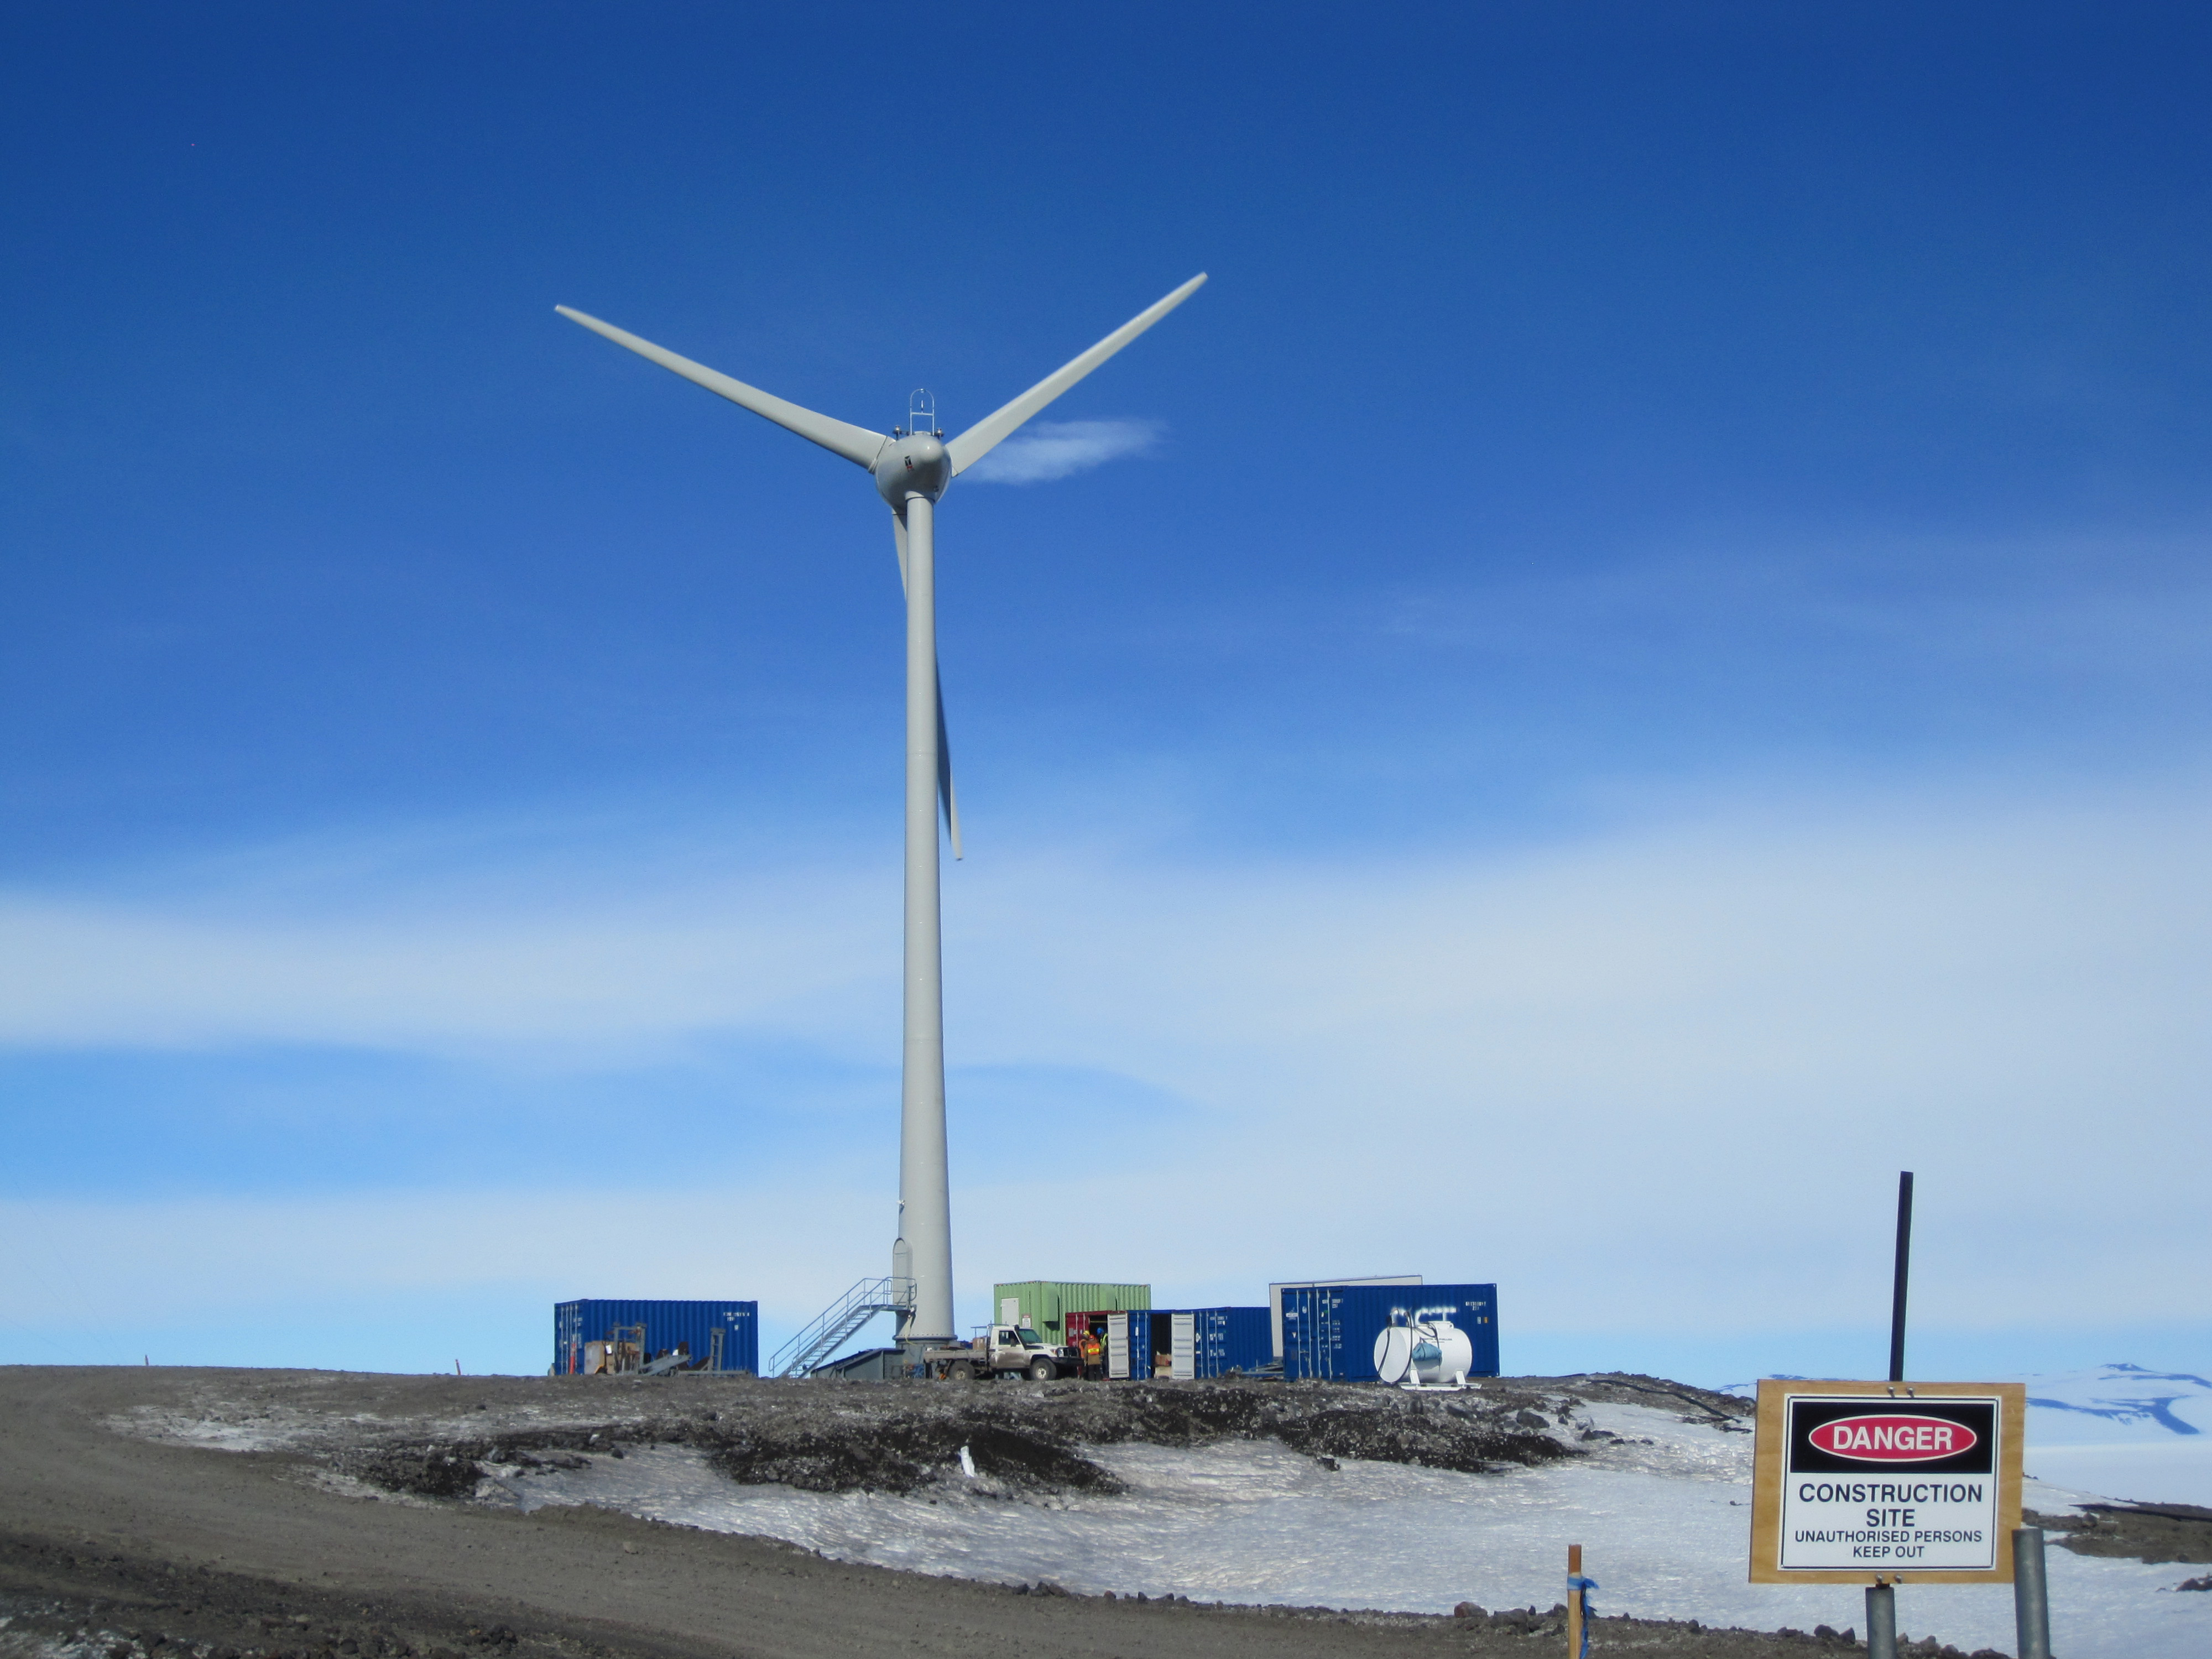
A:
[922,1324,1078,1381]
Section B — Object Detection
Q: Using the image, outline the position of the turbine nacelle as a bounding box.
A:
[874,431,951,505]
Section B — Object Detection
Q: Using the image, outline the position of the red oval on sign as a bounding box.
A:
[1808,1414,1978,1462]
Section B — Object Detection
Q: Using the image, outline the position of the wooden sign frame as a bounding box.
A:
[1750,1379,2025,1584]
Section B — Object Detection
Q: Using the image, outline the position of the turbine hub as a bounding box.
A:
[874,430,950,505]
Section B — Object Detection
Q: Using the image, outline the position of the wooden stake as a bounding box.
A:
[1567,1544,1584,1657]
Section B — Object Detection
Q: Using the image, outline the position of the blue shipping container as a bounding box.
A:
[1109,1307,1272,1378]
[554,1298,759,1375]
[1279,1283,1498,1381]
[1192,1307,1272,1377]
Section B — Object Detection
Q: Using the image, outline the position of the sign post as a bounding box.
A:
[1875,1168,1916,1656]
[1751,1379,2027,1653]
[2012,1525,2052,1659]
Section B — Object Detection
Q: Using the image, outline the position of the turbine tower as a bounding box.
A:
[556,275,1206,1350]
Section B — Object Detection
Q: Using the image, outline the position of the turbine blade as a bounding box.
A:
[936,671,963,862]
[945,274,1207,477]
[891,507,962,859]
[555,305,886,468]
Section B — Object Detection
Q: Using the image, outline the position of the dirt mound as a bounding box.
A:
[1271,1406,1545,1474]
[701,1413,1123,1496]
[1081,1384,1276,1444]
[343,1446,489,1499]
[1071,1384,1567,1476]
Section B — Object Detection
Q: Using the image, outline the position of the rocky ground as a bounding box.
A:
[2027,1501,2212,1566]
[0,1365,2143,1659]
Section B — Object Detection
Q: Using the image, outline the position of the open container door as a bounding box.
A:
[1170,1312,1196,1379]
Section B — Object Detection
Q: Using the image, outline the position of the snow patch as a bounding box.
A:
[489,1405,2208,1658]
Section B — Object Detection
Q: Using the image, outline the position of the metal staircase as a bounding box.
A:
[770,1276,916,1378]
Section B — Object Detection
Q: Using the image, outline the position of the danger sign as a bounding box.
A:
[1806,1413,1976,1459]
[1750,1380,2025,1585]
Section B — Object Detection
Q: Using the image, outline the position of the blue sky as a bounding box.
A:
[4,2,2210,1383]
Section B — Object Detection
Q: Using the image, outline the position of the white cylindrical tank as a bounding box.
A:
[1374,1308,1475,1386]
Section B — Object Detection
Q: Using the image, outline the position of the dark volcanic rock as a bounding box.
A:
[1273,1406,1551,1475]
[345,1448,486,1499]
[702,1413,1123,1497]
[1073,1383,1574,1477]
[2031,1502,2212,1565]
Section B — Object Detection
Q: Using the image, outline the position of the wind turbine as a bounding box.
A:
[556,274,1206,1352]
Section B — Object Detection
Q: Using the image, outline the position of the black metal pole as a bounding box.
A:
[1888,1171,1913,1383]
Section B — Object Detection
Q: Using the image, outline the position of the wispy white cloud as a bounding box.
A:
[961,418,1162,484]
[0,878,895,1055]
[4,776,2210,1365]
[1378,526,2212,680]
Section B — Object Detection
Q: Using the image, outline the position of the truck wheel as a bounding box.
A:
[1029,1358,1056,1381]
[959,1362,980,1381]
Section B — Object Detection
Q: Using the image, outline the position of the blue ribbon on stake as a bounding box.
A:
[1566,1574,1598,1659]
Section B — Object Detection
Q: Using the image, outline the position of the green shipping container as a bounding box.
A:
[992,1281,1150,1337]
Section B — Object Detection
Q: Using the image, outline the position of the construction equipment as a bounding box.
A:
[580,1324,730,1376]
[581,1324,647,1375]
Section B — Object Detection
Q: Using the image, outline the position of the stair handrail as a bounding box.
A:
[769,1275,917,1377]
